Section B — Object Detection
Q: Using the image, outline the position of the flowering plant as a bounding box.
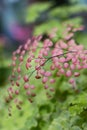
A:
[5,24,87,116]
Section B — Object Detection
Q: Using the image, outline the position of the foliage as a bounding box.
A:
[26,2,87,23]
[26,2,50,23]
[0,43,12,86]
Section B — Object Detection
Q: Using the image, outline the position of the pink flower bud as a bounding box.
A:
[42,77,48,84]
[16,49,21,54]
[12,56,17,61]
[69,78,75,84]
[60,68,65,74]
[44,85,49,89]
[16,81,20,87]
[50,79,55,84]
[24,83,29,89]
[19,55,23,62]
[40,69,45,75]
[83,64,87,68]
[35,75,41,79]
[26,63,32,70]
[64,63,69,68]
[23,75,29,82]
[15,90,19,95]
[50,65,55,70]
[24,44,28,50]
[21,50,25,56]
[44,71,52,77]
[27,57,32,62]
[70,64,75,70]
[59,57,65,63]
[17,75,21,80]
[74,72,80,77]
[66,70,72,77]
[17,66,21,73]
[30,85,35,89]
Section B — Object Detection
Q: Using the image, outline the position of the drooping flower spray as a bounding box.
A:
[5,24,87,115]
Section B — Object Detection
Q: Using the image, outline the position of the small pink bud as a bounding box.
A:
[77,64,82,70]
[19,55,23,62]
[23,75,29,82]
[35,75,41,79]
[83,64,87,68]
[35,59,40,63]
[21,50,25,55]
[12,56,17,61]
[42,77,48,84]
[59,57,65,63]
[59,41,68,49]
[19,45,22,50]
[56,72,60,77]
[15,90,19,95]
[74,72,80,77]
[66,70,72,77]
[16,49,20,54]
[17,75,21,80]
[24,83,29,89]
[69,78,75,84]
[50,79,55,84]
[35,66,41,70]
[64,63,69,68]
[65,33,74,40]
[43,51,48,56]
[30,85,35,89]
[24,44,28,50]
[49,32,56,38]
[26,63,32,70]
[50,65,55,70]
[17,66,21,73]
[70,64,75,70]
[40,69,45,76]
[27,57,32,62]
[39,60,45,66]
[72,58,77,63]
[44,85,49,89]
[12,51,16,56]
[16,81,20,87]
[37,35,42,41]
[44,71,52,77]
[54,62,61,69]
[60,68,65,74]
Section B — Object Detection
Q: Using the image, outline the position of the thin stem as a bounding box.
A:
[28,50,77,78]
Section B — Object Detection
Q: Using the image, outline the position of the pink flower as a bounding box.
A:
[6,24,87,113]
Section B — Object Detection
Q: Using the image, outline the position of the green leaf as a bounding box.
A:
[69,93,87,115]
[24,117,37,129]
[71,126,82,130]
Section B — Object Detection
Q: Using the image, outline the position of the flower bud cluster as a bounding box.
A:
[5,24,87,113]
